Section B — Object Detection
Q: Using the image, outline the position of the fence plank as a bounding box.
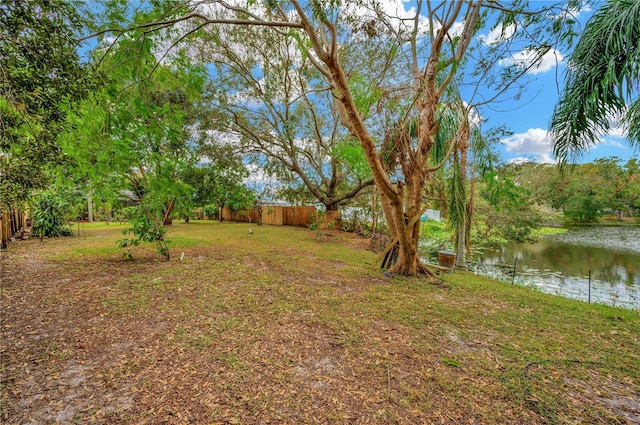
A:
[1,216,6,250]
[283,206,316,227]
[262,206,283,225]
[222,205,317,228]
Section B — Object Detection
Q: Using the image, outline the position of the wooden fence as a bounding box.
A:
[282,206,317,227]
[221,205,341,229]
[220,207,261,224]
[0,209,28,250]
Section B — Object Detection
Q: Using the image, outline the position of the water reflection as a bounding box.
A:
[472,226,640,309]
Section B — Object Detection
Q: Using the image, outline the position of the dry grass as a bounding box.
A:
[1,221,638,424]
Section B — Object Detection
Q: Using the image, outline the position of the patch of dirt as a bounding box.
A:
[565,370,640,424]
[523,362,640,424]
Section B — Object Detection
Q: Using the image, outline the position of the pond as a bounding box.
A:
[470,226,640,310]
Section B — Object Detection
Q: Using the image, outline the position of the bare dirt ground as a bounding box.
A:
[1,224,638,424]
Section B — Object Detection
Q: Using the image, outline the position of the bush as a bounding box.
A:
[117,214,170,260]
[115,206,138,223]
[31,192,74,237]
[419,222,455,257]
[204,204,218,219]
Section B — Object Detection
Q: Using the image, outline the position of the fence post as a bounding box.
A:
[588,270,591,303]
[512,258,517,285]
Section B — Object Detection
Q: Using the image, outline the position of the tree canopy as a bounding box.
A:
[0,0,93,208]
[195,23,373,210]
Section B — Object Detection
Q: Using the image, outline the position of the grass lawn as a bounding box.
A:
[1,221,638,424]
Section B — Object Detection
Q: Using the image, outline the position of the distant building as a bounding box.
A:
[422,209,441,222]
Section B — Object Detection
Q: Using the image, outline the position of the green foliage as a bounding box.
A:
[547,158,639,222]
[309,209,327,240]
[481,170,523,211]
[204,204,218,219]
[31,191,75,238]
[441,357,461,368]
[498,206,543,243]
[180,144,253,216]
[562,191,605,223]
[475,168,542,244]
[348,71,382,118]
[447,159,467,232]
[0,0,94,205]
[114,206,137,223]
[117,211,170,261]
[332,138,372,180]
[59,11,215,255]
[418,222,455,257]
[228,187,256,214]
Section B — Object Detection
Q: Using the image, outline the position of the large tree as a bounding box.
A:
[195,22,374,212]
[0,0,92,208]
[95,0,583,275]
[61,27,211,258]
[550,0,640,162]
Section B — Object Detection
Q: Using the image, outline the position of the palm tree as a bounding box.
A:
[550,0,640,162]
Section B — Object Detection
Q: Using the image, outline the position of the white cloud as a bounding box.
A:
[535,152,555,164]
[502,128,555,164]
[243,163,272,185]
[499,48,564,75]
[554,5,592,20]
[605,114,629,138]
[204,130,241,147]
[377,0,420,20]
[478,23,517,45]
[448,20,466,38]
[598,138,627,150]
[592,111,630,147]
[344,0,429,36]
[508,157,531,165]
[343,0,471,39]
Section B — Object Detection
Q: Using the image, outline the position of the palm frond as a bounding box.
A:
[624,98,640,147]
[447,156,466,231]
[433,101,466,164]
[550,0,640,163]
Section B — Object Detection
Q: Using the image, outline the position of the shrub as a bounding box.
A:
[204,204,218,219]
[31,192,74,237]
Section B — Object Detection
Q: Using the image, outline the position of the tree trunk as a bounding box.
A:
[295,8,472,276]
[162,198,175,226]
[466,160,476,259]
[371,185,377,234]
[1,212,9,250]
[87,187,94,223]
[455,224,466,270]
[455,125,470,270]
[378,168,428,275]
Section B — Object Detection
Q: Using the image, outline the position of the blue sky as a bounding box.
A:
[468,2,638,165]
[484,53,636,165]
